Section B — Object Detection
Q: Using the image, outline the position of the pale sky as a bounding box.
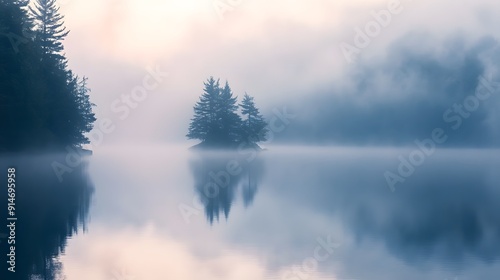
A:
[56,0,500,148]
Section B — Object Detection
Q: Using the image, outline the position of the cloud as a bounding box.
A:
[61,224,267,280]
[55,0,500,146]
[278,34,500,147]
[61,222,341,280]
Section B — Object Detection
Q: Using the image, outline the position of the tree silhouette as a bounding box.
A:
[30,0,69,60]
[187,77,243,146]
[74,77,96,142]
[0,0,95,152]
[187,77,220,143]
[187,77,267,149]
[218,81,242,144]
[0,0,37,149]
[240,92,268,145]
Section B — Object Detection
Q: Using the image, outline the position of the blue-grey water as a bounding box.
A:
[1,146,500,280]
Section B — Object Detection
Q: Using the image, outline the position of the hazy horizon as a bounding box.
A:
[53,0,500,149]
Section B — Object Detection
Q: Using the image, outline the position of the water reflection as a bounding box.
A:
[189,150,265,224]
[0,154,94,280]
[33,147,500,280]
[252,148,500,278]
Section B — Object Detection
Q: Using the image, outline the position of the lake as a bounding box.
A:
[1,146,499,280]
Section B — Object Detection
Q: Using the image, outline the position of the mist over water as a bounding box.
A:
[3,145,494,280]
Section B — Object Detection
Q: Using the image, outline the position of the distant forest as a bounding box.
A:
[187,77,268,149]
[0,0,95,152]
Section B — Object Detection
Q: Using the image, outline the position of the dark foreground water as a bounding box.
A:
[1,146,500,280]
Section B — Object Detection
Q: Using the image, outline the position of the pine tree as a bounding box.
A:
[187,77,220,143]
[240,93,268,144]
[0,0,41,150]
[187,78,244,146]
[0,0,31,43]
[218,81,242,144]
[0,0,95,151]
[30,0,69,62]
[28,0,94,147]
[71,76,96,144]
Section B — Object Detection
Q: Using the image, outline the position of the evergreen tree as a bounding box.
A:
[30,0,69,61]
[0,0,95,151]
[29,0,95,147]
[75,77,96,141]
[187,77,220,143]
[0,0,41,149]
[187,78,268,148]
[187,78,242,146]
[218,81,242,144]
[0,0,31,41]
[240,93,268,144]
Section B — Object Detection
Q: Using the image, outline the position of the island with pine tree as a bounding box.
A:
[187,77,268,150]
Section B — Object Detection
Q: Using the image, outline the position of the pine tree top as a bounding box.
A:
[30,0,69,59]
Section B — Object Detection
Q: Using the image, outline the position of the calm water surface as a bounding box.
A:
[1,146,500,280]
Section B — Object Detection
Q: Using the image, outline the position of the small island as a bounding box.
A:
[187,77,268,150]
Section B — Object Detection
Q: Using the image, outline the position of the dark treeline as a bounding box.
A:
[0,154,94,280]
[0,0,95,152]
[187,77,268,149]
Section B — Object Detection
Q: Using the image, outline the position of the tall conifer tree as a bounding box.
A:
[240,93,268,144]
